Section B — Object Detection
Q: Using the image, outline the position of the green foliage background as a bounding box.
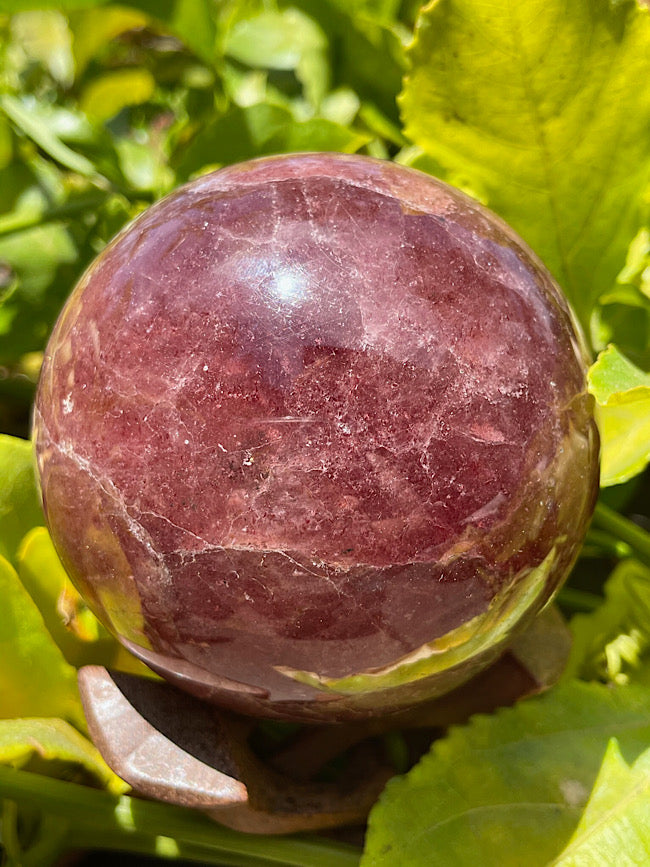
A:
[1,0,650,865]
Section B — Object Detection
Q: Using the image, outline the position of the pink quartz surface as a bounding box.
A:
[34,154,599,721]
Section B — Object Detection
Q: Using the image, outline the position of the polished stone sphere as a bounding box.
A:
[34,154,599,721]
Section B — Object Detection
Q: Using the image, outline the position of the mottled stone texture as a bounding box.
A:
[34,154,599,721]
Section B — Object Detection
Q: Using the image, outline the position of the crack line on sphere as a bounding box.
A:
[37,417,173,592]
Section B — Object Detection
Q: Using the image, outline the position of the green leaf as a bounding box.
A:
[589,343,650,399]
[0,554,84,728]
[588,344,650,486]
[79,68,156,122]
[0,0,105,9]
[590,294,650,371]
[0,221,79,364]
[226,8,326,70]
[225,7,329,108]
[591,226,650,365]
[362,680,650,867]
[115,137,175,196]
[16,527,119,669]
[0,94,104,182]
[10,103,95,149]
[0,118,13,171]
[400,0,650,330]
[0,161,39,219]
[268,116,370,154]
[122,0,218,65]
[292,0,406,121]
[10,9,75,87]
[0,435,43,564]
[70,6,150,75]
[176,102,369,179]
[551,738,650,865]
[618,227,650,292]
[0,219,77,296]
[0,718,127,794]
[11,523,155,679]
[565,558,650,684]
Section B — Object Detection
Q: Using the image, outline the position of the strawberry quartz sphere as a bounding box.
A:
[34,154,599,722]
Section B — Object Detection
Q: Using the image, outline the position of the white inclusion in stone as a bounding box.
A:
[62,394,74,414]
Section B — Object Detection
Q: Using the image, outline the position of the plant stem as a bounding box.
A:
[21,814,70,867]
[593,502,650,567]
[0,766,361,867]
[67,829,291,867]
[583,527,633,560]
[556,586,602,612]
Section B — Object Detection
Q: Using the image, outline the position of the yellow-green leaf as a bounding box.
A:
[551,738,650,866]
[588,344,650,486]
[362,681,650,867]
[0,717,128,794]
[565,558,650,684]
[0,435,43,564]
[70,7,149,75]
[80,69,156,122]
[17,527,117,668]
[226,8,327,71]
[10,10,75,87]
[0,94,103,180]
[122,0,217,65]
[0,554,84,728]
[0,116,13,170]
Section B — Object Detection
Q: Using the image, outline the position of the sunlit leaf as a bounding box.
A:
[226,8,326,70]
[0,95,104,182]
[565,558,650,684]
[618,227,650,292]
[0,434,43,564]
[268,116,370,153]
[80,68,156,122]
[16,527,118,668]
[0,0,105,9]
[590,225,650,365]
[11,102,96,147]
[0,222,78,362]
[401,0,650,329]
[115,138,174,196]
[588,344,650,486]
[363,681,650,867]
[122,0,218,65]
[551,739,650,866]
[293,0,406,121]
[10,10,75,87]
[0,717,127,794]
[321,88,361,126]
[225,7,329,108]
[0,554,84,727]
[70,6,149,75]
